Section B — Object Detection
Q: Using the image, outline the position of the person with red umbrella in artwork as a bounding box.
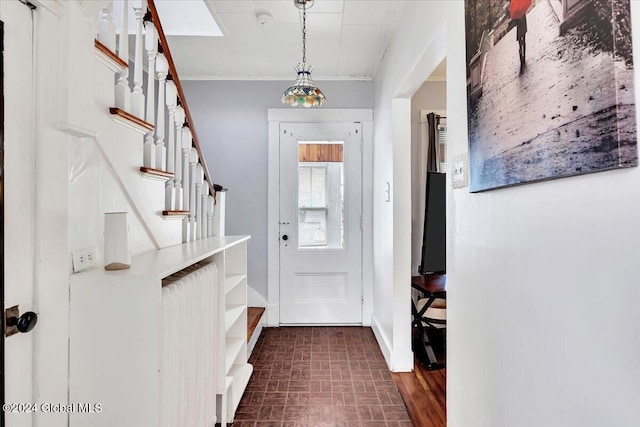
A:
[510,0,532,71]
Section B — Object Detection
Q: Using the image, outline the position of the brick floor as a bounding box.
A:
[234,327,412,427]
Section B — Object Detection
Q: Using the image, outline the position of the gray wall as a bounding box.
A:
[182,80,374,299]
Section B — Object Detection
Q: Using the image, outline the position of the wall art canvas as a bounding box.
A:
[465,0,637,192]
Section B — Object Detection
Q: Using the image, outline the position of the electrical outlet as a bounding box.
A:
[72,247,97,273]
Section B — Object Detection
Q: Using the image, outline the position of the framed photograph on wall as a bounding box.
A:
[464,0,638,192]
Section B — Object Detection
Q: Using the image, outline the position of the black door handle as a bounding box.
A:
[282,234,289,241]
[7,311,38,334]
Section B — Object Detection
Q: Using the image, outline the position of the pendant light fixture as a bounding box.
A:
[281,0,326,107]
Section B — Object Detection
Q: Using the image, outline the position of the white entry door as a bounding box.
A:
[2,2,36,426]
[279,122,362,324]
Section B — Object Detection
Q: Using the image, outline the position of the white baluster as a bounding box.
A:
[131,0,146,118]
[165,80,177,210]
[182,147,193,243]
[155,53,168,171]
[98,2,116,51]
[207,195,215,238]
[181,127,192,212]
[188,150,198,242]
[115,0,131,112]
[201,185,209,240]
[143,19,158,168]
[182,217,190,243]
[174,106,185,210]
[195,164,204,240]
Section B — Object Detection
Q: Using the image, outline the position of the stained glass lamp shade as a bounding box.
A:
[282,63,326,108]
[282,0,325,107]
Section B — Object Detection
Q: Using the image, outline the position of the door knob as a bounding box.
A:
[282,234,289,241]
[5,308,38,336]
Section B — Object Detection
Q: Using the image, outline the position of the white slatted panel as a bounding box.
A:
[161,262,217,427]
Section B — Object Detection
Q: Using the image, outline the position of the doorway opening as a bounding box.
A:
[0,20,5,426]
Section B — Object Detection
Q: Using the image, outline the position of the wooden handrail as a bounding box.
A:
[147,0,215,194]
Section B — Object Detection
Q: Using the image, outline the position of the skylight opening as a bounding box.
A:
[112,0,223,37]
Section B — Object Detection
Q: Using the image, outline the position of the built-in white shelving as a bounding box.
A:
[68,235,252,427]
[214,237,252,425]
[225,274,246,294]
[225,305,246,333]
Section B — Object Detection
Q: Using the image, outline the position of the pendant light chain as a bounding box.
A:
[302,2,306,64]
[281,0,326,107]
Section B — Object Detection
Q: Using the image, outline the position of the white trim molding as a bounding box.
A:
[371,314,392,368]
[267,109,374,327]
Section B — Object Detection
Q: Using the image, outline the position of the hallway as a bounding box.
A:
[233,327,414,426]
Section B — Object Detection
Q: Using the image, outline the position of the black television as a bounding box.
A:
[419,172,446,274]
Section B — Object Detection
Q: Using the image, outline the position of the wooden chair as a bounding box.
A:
[411,276,446,370]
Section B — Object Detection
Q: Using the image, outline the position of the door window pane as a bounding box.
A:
[298,141,344,249]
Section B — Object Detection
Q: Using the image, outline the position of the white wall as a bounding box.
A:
[4,3,182,425]
[182,80,373,300]
[373,0,640,425]
[411,80,447,274]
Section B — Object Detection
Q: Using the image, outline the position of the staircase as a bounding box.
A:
[69,0,222,257]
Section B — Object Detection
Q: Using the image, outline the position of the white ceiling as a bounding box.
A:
[160,0,408,81]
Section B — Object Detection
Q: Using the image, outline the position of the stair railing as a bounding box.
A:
[96,0,218,243]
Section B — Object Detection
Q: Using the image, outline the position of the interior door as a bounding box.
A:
[2,2,36,425]
[279,122,362,324]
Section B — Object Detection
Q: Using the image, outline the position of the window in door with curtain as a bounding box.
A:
[297,141,344,249]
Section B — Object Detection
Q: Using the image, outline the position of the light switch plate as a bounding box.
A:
[452,154,469,189]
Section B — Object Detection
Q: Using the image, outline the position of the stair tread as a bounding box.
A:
[140,167,175,180]
[109,107,154,132]
[247,307,265,342]
[94,39,128,70]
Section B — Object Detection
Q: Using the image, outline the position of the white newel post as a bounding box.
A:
[98,2,116,51]
[194,164,204,240]
[207,195,215,238]
[115,0,131,112]
[201,185,209,240]
[173,106,185,210]
[131,0,146,118]
[155,53,168,171]
[213,191,226,237]
[165,80,177,210]
[143,20,158,169]
[188,150,198,242]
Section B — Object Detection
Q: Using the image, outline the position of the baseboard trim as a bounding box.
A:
[362,304,373,327]
[371,314,392,369]
[267,303,279,327]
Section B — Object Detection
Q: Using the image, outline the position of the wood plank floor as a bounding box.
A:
[391,361,446,427]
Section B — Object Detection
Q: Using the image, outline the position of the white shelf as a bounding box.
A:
[69,235,251,427]
[225,337,245,375]
[225,305,246,333]
[224,274,246,295]
[71,235,250,282]
[228,363,253,419]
